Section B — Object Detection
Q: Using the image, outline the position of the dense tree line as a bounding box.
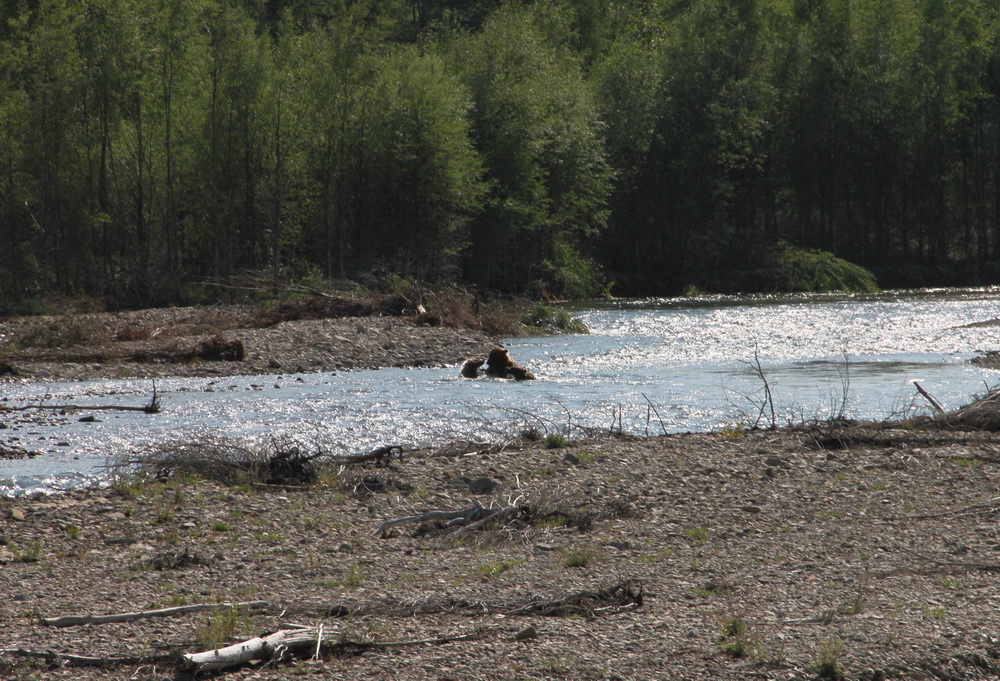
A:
[1,0,999,308]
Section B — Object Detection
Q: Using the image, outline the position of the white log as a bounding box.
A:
[180,627,321,672]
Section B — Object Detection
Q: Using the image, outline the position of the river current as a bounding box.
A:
[2,288,999,495]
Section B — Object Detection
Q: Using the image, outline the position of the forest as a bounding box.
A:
[1,0,999,310]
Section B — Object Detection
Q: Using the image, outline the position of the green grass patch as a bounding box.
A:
[476,558,525,580]
[11,539,43,563]
[562,547,593,568]
[343,563,364,588]
[809,637,846,680]
[544,433,569,449]
[683,526,710,542]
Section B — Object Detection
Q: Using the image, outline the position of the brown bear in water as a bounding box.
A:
[507,365,535,381]
[481,346,535,380]
[484,346,514,377]
[460,358,485,378]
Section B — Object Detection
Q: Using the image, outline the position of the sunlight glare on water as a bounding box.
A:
[2,288,999,495]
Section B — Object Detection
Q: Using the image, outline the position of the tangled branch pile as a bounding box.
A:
[110,435,324,486]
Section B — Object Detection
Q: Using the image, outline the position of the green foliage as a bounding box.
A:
[767,242,881,294]
[562,547,593,568]
[343,563,364,588]
[195,607,246,651]
[0,0,999,306]
[523,302,589,334]
[717,616,769,662]
[476,558,524,580]
[451,5,612,295]
[810,637,846,680]
[542,239,611,300]
[11,539,43,563]
[544,432,570,449]
[683,526,710,542]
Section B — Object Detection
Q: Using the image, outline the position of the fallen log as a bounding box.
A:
[180,625,323,673]
[3,382,161,414]
[1,402,160,414]
[42,600,270,627]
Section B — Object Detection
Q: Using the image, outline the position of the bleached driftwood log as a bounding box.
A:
[180,625,324,673]
[372,501,497,537]
[42,601,269,627]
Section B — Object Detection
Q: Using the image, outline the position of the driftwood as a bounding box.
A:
[2,403,155,413]
[0,648,177,667]
[327,631,484,656]
[42,601,270,627]
[372,501,498,537]
[336,444,405,466]
[914,381,945,413]
[451,506,528,537]
[504,579,644,617]
[374,503,594,539]
[0,631,486,671]
[283,579,645,620]
[180,625,323,672]
[180,626,483,672]
[3,383,161,414]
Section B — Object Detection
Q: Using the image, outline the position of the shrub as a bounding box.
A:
[544,433,569,449]
[810,637,846,680]
[769,241,879,294]
[522,302,589,334]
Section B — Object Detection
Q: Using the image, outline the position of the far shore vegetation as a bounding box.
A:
[1,0,997,316]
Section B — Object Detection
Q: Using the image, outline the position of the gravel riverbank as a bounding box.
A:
[4,304,1000,679]
[0,305,498,383]
[3,426,1000,679]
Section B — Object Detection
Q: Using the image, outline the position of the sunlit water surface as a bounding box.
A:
[2,288,999,495]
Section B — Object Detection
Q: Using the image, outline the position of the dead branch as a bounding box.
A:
[504,579,644,617]
[641,392,668,436]
[451,506,527,538]
[328,631,486,657]
[180,625,486,672]
[372,502,497,537]
[914,381,945,413]
[1,402,159,414]
[42,601,270,627]
[0,648,177,668]
[871,496,1000,522]
[260,581,644,620]
[335,445,405,466]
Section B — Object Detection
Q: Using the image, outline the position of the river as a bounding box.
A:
[2,288,999,495]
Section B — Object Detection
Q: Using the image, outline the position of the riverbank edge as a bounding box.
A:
[3,422,1000,680]
[0,302,504,383]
